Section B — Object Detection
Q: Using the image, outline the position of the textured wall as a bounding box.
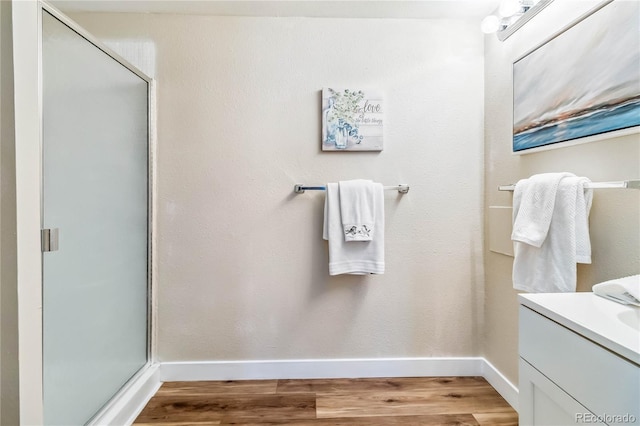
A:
[484,0,640,384]
[71,13,485,363]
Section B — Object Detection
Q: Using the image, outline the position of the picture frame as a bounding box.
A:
[512,0,640,153]
[322,88,384,151]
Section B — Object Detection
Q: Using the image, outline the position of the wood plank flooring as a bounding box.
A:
[134,377,518,425]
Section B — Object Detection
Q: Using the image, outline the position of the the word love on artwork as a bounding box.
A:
[322,88,384,151]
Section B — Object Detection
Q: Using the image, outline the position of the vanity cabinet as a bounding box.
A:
[519,299,640,426]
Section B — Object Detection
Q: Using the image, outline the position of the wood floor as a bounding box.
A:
[134,377,518,425]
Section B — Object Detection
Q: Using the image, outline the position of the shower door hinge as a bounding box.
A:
[41,228,59,252]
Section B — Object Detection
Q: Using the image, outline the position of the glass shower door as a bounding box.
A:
[42,11,149,425]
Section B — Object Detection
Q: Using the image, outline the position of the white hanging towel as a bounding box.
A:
[512,173,593,293]
[323,182,385,275]
[339,179,376,241]
[512,172,574,247]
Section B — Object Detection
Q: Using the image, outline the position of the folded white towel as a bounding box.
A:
[512,172,574,247]
[323,182,384,275]
[339,179,376,242]
[593,275,640,306]
[512,174,593,293]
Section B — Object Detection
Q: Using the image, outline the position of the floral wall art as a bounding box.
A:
[512,0,640,152]
[322,88,384,151]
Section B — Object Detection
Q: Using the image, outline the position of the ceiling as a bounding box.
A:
[50,0,501,20]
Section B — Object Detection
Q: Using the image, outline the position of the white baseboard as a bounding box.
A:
[159,357,485,382]
[160,357,518,411]
[482,358,519,411]
[89,363,161,426]
[23,356,519,426]
[99,357,517,423]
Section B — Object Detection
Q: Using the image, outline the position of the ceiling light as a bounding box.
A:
[499,0,521,17]
[481,15,501,34]
[482,0,552,40]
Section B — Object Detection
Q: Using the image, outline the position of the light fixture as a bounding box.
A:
[498,0,520,18]
[481,15,501,34]
[481,0,553,41]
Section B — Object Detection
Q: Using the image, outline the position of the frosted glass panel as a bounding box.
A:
[42,11,148,425]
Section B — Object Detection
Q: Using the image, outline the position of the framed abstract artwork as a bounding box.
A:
[512,0,640,152]
[322,88,383,151]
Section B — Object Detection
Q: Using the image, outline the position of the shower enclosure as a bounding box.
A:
[13,2,154,424]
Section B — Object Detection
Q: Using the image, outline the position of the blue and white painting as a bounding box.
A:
[513,0,640,152]
[322,88,383,151]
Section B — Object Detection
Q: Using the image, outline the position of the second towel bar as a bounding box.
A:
[498,179,640,191]
[294,184,410,194]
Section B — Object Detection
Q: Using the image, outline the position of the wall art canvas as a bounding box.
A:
[322,88,383,151]
[512,0,640,152]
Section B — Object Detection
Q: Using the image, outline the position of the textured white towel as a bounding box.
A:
[512,175,593,293]
[593,274,640,306]
[339,179,376,242]
[512,173,574,247]
[323,182,384,275]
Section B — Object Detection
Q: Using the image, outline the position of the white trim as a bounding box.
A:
[481,358,519,411]
[75,357,517,423]
[148,80,159,365]
[88,364,161,426]
[159,357,518,411]
[12,1,45,423]
[160,357,484,382]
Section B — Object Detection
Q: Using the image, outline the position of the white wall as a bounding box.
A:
[71,13,486,363]
[484,1,640,384]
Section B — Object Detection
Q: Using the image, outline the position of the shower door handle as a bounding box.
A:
[42,228,59,252]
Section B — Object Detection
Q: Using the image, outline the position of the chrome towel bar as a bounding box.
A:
[294,184,410,194]
[498,179,640,191]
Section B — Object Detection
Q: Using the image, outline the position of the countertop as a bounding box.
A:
[519,292,640,365]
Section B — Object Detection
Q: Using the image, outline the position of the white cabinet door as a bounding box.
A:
[519,359,605,426]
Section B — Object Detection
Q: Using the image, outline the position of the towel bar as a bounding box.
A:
[498,179,640,191]
[294,184,409,194]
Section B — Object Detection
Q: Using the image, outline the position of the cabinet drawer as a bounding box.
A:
[519,358,604,426]
[519,306,640,424]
